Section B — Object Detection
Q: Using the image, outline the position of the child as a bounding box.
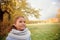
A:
[6,16,31,40]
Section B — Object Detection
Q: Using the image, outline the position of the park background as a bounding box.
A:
[0,0,60,40]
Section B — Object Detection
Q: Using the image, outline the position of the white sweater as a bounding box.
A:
[6,28,31,40]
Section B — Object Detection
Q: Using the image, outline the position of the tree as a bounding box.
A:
[0,0,40,38]
[10,0,40,23]
[0,0,40,23]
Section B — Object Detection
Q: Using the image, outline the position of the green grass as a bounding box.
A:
[27,23,60,40]
[0,23,60,40]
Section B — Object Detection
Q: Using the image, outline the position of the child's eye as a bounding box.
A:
[19,21,25,23]
[24,21,26,23]
[19,21,22,23]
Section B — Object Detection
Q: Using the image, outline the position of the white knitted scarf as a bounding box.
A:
[8,28,31,40]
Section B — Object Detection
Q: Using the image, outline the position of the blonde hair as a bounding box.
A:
[14,16,25,24]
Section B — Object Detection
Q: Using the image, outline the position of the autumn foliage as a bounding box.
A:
[0,0,40,38]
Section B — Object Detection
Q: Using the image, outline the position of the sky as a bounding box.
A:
[27,0,60,20]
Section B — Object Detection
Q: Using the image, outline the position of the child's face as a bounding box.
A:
[15,17,26,31]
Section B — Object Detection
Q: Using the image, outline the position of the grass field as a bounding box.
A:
[0,23,60,40]
[27,23,60,40]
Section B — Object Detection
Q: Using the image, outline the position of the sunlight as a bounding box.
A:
[27,0,59,20]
